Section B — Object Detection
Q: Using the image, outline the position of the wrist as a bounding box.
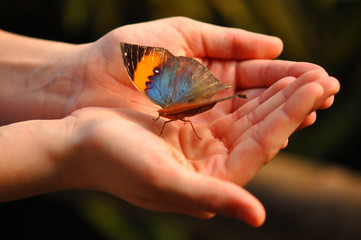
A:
[0,31,88,124]
[0,118,75,202]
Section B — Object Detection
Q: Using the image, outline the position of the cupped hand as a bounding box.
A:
[63,63,338,227]
[63,17,334,118]
[65,107,268,227]
[0,17,340,227]
[55,17,340,227]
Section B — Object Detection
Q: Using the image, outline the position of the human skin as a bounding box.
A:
[0,17,339,227]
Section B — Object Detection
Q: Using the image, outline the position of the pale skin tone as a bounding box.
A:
[0,17,339,227]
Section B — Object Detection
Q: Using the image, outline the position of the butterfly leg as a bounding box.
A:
[180,119,201,140]
[159,119,174,136]
[153,114,161,121]
[152,114,174,137]
[152,114,161,134]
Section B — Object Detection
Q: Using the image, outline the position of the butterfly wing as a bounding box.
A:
[120,42,231,109]
[172,56,231,104]
[120,42,180,108]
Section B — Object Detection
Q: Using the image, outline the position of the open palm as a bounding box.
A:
[63,17,339,226]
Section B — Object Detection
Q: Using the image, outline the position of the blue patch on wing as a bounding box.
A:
[145,62,178,108]
[144,55,229,108]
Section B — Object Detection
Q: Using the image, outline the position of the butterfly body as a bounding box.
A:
[120,42,246,138]
[158,101,218,120]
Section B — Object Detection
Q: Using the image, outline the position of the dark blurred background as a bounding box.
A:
[1,0,361,239]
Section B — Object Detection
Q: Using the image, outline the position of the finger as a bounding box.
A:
[215,70,338,145]
[227,82,324,185]
[235,60,328,89]
[176,172,266,227]
[297,111,317,130]
[282,139,289,149]
[320,95,335,109]
[130,194,217,220]
[227,71,318,146]
[211,76,295,139]
[281,73,339,110]
[172,17,283,60]
[133,169,266,226]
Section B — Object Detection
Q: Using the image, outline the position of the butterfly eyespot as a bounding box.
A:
[153,67,161,74]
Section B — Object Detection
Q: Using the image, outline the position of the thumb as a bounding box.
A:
[172,171,266,227]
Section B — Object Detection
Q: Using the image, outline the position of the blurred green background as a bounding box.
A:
[1,0,361,239]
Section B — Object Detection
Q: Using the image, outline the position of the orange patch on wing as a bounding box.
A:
[133,54,161,93]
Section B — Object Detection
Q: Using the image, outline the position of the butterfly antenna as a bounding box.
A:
[236,93,247,99]
[214,93,247,103]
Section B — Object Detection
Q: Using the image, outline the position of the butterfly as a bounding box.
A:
[120,42,246,139]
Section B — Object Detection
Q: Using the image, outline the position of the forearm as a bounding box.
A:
[0,30,83,124]
[0,118,71,202]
